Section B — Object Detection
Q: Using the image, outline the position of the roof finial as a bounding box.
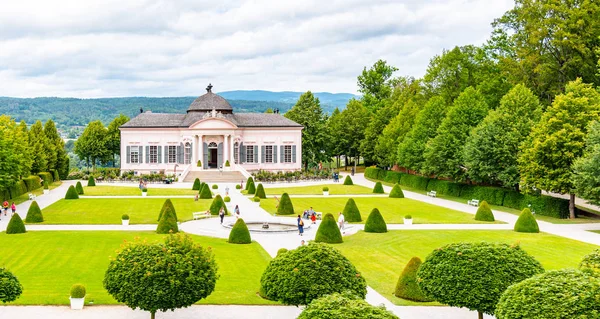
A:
[206,83,213,93]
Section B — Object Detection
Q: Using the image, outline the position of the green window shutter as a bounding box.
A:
[157,146,162,163]
[273,145,277,163]
[261,145,265,163]
[280,145,284,163]
[240,143,245,163]
[164,146,168,163]
[254,145,258,163]
[217,143,223,167]
[145,146,149,164]
[178,143,183,164]
[203,143,208,169]
[292,145,297,163]
[126,146,130,164]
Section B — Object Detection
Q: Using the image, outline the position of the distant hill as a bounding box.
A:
[0,90,356,129]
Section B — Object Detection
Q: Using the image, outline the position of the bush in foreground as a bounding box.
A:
[65,185,79,199]
[156,207,178,234]
[343,176,353,185]
[87,176,95,187]
[6,213,26,234]
[209,195,228,215]
[70,284,86,298]
[255,183,266,199]
[0,268,23,303]
[364,208,387,233]
[157,199,177,222]
[25,200,43,223]
[514,208,539,233]
[75,181,84,195]
[373,182,384,194]
[103,234,218,319]
[228,218,252,244]
[260,243,366,305]
[474,201,495,222]
[277,193,294,215]
[389,184,404,198]
[580,249,600,275]
[298,292,399,319]
[343,198,361,222]
[199,183,213,199]
[192,178,201,190]
[394,257,433,302]
[314,213,343,244]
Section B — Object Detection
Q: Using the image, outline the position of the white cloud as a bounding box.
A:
[0,0,514,97]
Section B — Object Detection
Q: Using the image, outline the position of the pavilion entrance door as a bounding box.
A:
[209,149,218,168]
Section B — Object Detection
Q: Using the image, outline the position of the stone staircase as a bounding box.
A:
[183,170,246,183]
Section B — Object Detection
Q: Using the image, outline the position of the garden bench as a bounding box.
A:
[426,190,437,197]
[28,193,36,200]
[467,199,480,207]
[192,212,211,220]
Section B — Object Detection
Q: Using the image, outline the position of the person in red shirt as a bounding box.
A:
[310,213,317,224]
[11,202,16,216]
[2,200,8,216]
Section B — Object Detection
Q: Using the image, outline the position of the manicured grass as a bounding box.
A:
[260,184,376,195]
[336,230,600,306]
[83,186,198,196]
[0,231,275,305]
[260,197,501,224]
[7,181,62,206]
[40,198,212,224]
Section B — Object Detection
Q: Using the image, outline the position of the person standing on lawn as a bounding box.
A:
[297,214,304,236]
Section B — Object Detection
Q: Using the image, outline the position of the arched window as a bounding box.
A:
[184,142,191,164]
[234,142,239,164]
[208,142,218,148]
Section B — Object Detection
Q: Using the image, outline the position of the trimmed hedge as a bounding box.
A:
[255,183,266,199]
[209,195,228,215]
[394,257,434,302]
[228,218,252,244]
[514,208,539,233]
[245,177,254,190]
[389,184,404,198]
[158,199,177,222]
[373,182,384,194]
[365,167,382,179]
[459,185,507,206]
[247,180,256,195]
[87,176,96,186]
[343,175,353,185]
[65,185,79,199]
[426,179,462,197]
[364,208,387,233]
[314,213,343,244]
[400,174,429,190]
[192,178,201,190]
[6,213,26,234]
[38,172,53,184]
[156,206,178,234]
[199,183,213,199]
[298,292,399,319]
[384,171,404,184]
[75,181,84,195]
[474,201,495,222]
[23,176,42,192]
[25,201,43,223]
[277,193,294,215]
[343,198,361,222]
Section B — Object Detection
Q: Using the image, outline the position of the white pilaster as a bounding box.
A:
[198,135,203,168]
[224,134,229,165]
[230,135,235,166]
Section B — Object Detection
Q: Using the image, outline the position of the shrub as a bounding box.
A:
[212,184,218,189]
[6,213,26,234]
[0,268,23,302]
[199,183,213,199]
[298,292,399,319]
[235,184,241,190]
[25,200,43,223]
[580,249,600,275]
[209,195,228,215]
[394,257,433,302]
[322,186,329,192]
[255,183,266,199]
[75,181,84,195]
[141,187,148,193]
[459,185,507,206]
[225,160,230,167]
[364,167,382,179]
[87,176,96,186]
[70,284,86,298]
[197,160,202,167]
[389,184,404,198]
[496,269,600,319]
[156,206,178,234]
[384,171,404,184]
[474,201,495,222]
[514,208,539,233]
[252,196,261,203]
[417,242,544,317]
[122,214,129,220]
[23,176,41,191]
[38,172,53,184]
[245,177,254,190]
[405,215,412,219]
[343,198,361,222]
[223,196,231,202]
[314,213,343,244]
[400,174,429,190]
[53,170,60,182]
[65,185,79,199]
[260,243,366,305]
[277,193,294,215]
[157,199,177,222]
[426,179,462,197]
[198,182,206,193]
[192,178,201,190]
[43,181,49,190]
[247,180,256,195]
[228,218,252,244]
[364,208,387,233]
[343,175,353,185]
[373,182,384,194]
[277,248,288,256]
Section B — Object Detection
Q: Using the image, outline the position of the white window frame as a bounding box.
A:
[130,146,139,164]
[149,145,158,164]
[168,145,177,164]
[246,145,254,163]
[265,145,273,163]
[284,145,292,163]
[184,143,191,164]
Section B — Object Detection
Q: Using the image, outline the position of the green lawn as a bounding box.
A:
[83,186,198,196]
[8,181,62,206]
[40,198,212,224]
[260,197,501,224]
[336,230,600,306]
[259,184,377,195]
[0,231,275,305]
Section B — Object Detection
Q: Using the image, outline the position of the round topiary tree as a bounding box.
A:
[0,268,23,303]
[277,248,288,256]
[343,175,353,185]
[373,182,384,194]
[514,208,539,233]
[298,292,399,319]
[156,207,178,234]
[314,213,343,244]
[474,201,495,222]
[211,184,218,190]
[209,195,228,215]
[157,199,177,222]
[192,178,201,190]
[417,242,544,319]
[343,198,361,222]
[364,208,387,233]
[389,184,404,198]
[6,213,26,234]
[260,243,367,305]
[245,177,254,190]
[25,200,43,223]
[65,185,79,199]
[70,284,86,298]
[496,269,600,319]
[228,218,251,244]
[75,181,84,195]
[223,196,231,202]
[255,183,266,199]
[87,176,96,187]
[199,183,213,199]
[247,180,256,195]
[394,257,434,302]
[277,193,294,215]
[580,249,600,275]
[104,234,218,319]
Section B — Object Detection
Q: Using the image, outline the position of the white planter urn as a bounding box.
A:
[122,219,129,226]
[323,191,329,196]
[224,166,231,171]
[254,201,261,207]
[43,189,50,195]
[70,297,85,310]
[404,218,413,225]
[142,192,147,197]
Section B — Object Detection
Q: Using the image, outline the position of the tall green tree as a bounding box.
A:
[43,120,60,171]
[338,100,370,167]
[423,87,489,180]
[357,59,398,110]
[106,114,130,167]
[17,120,32,177]
[74,120,109,171]
[28,120,48,174]
[574,121,600,205]
[0,116,25,192]
[284,92,328,170]
[327,108,344,168]
[463,84,541,189]
[519,79,600,218]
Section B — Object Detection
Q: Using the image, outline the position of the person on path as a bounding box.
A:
[11,202,16,216]
[225,186,229,196]
[2,200,8,216]
[311,213,317,224]
[338,212,345,234]
[219,207,225,224]
[297,214,304,236]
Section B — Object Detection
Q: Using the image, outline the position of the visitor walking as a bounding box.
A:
[338,212,345,234]
[297,215,304,236]
[225,186,229,196]
[2,200,8,216]
[311,213,317,224]
[234,205,240,215]
[219,207,225,224]
[11,202,16,216]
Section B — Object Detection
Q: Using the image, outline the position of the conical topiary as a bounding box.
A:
[209,194,228,215]
[474,200,495,222]
[192,178,201,190]
[198,182,206,194]
[87,176,95,187]
[343,175,353,185]
[65,185,79,199]
[6,213,26,234]
[247,180,256,195]
[156,206,178,234]
[343,198,361,222]
[277,193,294,215]
[394,257,434,302]
[314,213,343,243]
[364,208,387,233]
[389,184,404,198]
[228,218,252,244]
[75,181,84,195]
[373,182,384,194]
[199,183,213,199]
[255,183,266,199]
[514,208,539,233]
[25,201,43,223]
[157,199,177,222]
[245,177,254,190]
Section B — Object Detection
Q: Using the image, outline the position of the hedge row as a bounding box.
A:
[1,175,48,202]
[365,167,571,219]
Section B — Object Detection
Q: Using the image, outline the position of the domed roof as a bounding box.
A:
[187,84,233,113]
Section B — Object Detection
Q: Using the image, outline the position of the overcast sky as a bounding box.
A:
[0,0,514,98]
